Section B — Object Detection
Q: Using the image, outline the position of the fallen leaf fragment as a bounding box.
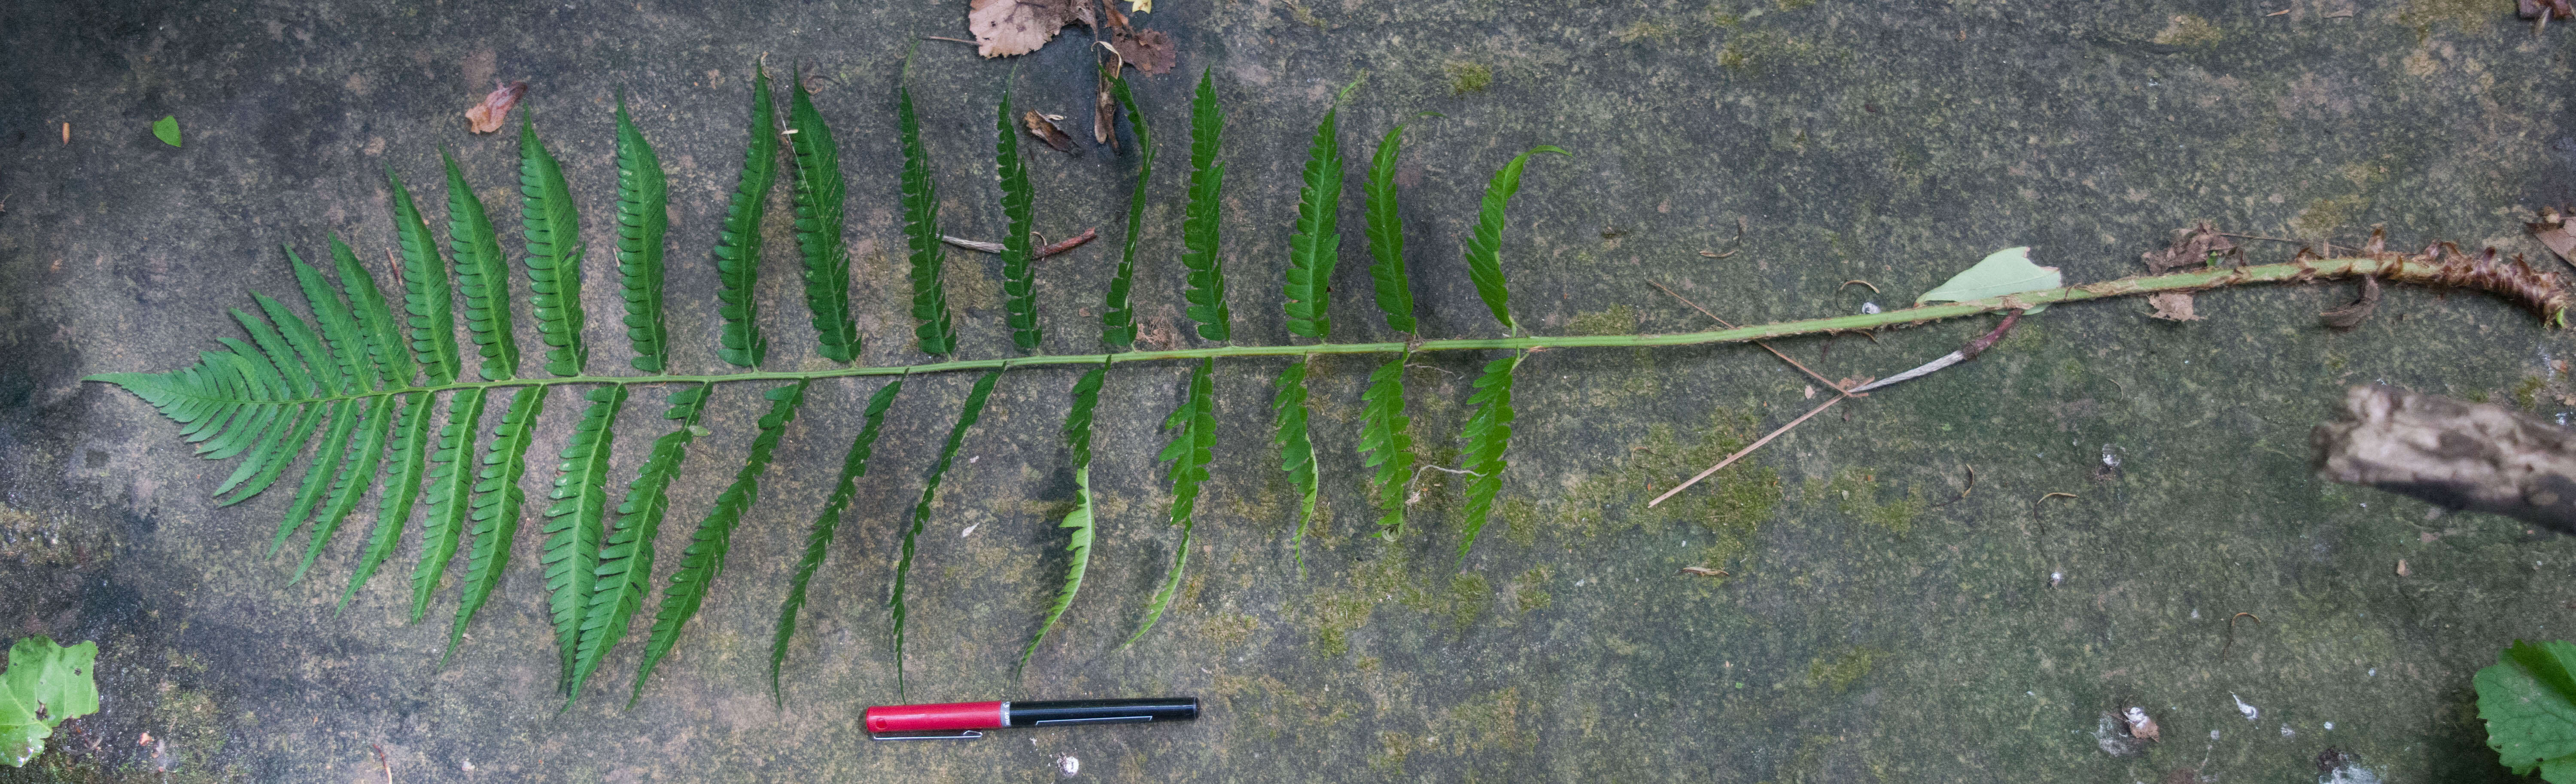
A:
[2526,0,2576,18]
[152,115,181,147]
[2143,222,2238,273]
[2319,275,2380,329]
[1699,249,1736,258]
[2529,207,2576,266]
[137,732,152,746]
[1116,28,1176,74]
[1678,566,1728,577]
[2396,558,2410,577]
[1099,0,1131,32]
[1094,43,1122,147]
[1023,110,1076,152]
[1129,0,1151,11]
[2147,292,2202,321]
[2124,707,2162,742]
[968,0,1075,58]
[2266,7,2290,15]
[62,122,70,145]
[465,80,527,134]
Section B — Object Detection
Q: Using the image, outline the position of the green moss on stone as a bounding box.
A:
[1445,61,1492,95]
[2151,14,2223,46]
[1804,646,1884,693]
[1566,304,1639,336]
[2515,375,2545,409]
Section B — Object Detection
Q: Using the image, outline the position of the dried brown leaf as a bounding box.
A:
[464,80,527,134]
[1023,110,1076,153]
[1099,0,1131,33]
[2141,221,2237,273]
[968,0,1075,58]
[1116,29,1176,75]
[2529,207,2576,265]
[2123,707,2162,742]
[2319,275,2380,329]
[2396,558,2410,577]
[2147,292,2202,321]
[1093,44,1121,147]
[1677,566,1728,577]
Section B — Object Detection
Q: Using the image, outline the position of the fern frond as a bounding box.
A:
[771,378,903,705]
[338,390,433,614]
[211,308,321,501]
[995,81,1040,354]
[632,381,808,706]
[543,386,627,689]
[1356,352,1416,536]
[443,386,550,666]
[1101,71,1153,349]
[1126,358,1215,648]
[567,383,709,707]
[386,166,462,384]
[442,148,520,381]
[896,85,958,357]
[713,68,777,369]
[1455,353,1523,562]
[614,95,672,372]
[1179,70,1231,342]
[1461,146,1569,335]
[1282,101,1345,340]
[253,293,344,395]
[88,331,312,504]
[519,112,591,376]
[288,394,396,583]
[286,245,375,393]
[329,235,411,388]
[1271,360,1321,569]
[1363,125,1417,335]
[268,399,362,557]
[195,343,283,462]
[787,74,860,363]
[892,369,1002,698]
[410,387,488,622]
[1020,360,1106,671]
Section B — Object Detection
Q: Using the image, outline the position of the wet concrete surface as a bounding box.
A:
[6,0,2576,781]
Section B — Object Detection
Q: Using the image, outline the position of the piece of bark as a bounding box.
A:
[2312,385,2576,534]
[2146,292,2202,321]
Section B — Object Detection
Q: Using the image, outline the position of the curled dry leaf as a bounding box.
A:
[465,80,528,134]
[2396,558,2410,577]
[2319,275,2380,329]
[968,0,1076,58]
[2124,707,2161,742]
[2146,292,2202,321]
[1023,110,1076,153]
[1116,29,1176,75]
[2529,207,2576,266]
[1677,566,1728,577]
[2521,0,2573,20]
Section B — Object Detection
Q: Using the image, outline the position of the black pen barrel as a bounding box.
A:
[1005,697,1199,727]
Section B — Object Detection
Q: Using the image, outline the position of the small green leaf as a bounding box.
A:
[1271,360,1320,569]
[898,85,957,357]
[1179,70,1232,342]
[1454,352,1523,560]
[1462,146,1568,335]
[892,370,1003,698]
[1101,70,1154,349]
[1356,353,1416,536]
[1913,247,2060,314]
[1363,125,1417,335]
[0,636,99,768]
[996,79,1041,354]
[152,116,180,147]
[2477,639,2576,778]
[1127,358,1216,648]
[771,378,903,705]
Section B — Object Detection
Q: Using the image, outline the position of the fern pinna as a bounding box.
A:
[97,65,2433,709]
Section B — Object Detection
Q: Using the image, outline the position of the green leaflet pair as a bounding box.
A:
[94,63,1572,709]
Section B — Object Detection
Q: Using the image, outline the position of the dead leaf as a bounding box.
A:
[1128,0,1152,11]
[2319,275,2380,329]
[137,732,152,747]
[2529,207,2576,265]
[1677,566,1728,577]
[968,0,1075,58]
[2521,0,2572,18]
[2396,558,2410,577]
[2146,292,2202,321]
[1023,110,1076,152]
[1099,0,1131,33]
[464,80,528,134]
[1094,43,1122,148]
[1699,249,1736,258]
[2123,707,2161,742]
[2142,222,2238,273]
[1115,29,1176,75]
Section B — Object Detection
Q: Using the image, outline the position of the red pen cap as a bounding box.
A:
[864,701,1008,733]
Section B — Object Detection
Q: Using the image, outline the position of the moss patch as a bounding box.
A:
[1498,412,1782,574]
[2150,14,2222,46]
[1613,19,1680,43]
[1804,646,1885,693]
[1566,304,1639,336]
[2515,375,2546,409]
[1444,61,1492,95]
[1808,469,1924,536]
[1718,30,1842,75]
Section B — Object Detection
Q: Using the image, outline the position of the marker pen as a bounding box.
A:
[864,697,1200,740]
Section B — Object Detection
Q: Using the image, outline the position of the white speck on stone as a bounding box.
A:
[2100,445,2121,468]
[2232,693,2258,720]
[463,759,476,772]
[2280,724,2295,737]
[968,455,979,464]
[1057,754,1080,777]
[2324,721,2335,730]
[2209,730,2220,740]
[2050,571,2064,587]
[2367,668,2375,676]
[2191,608,2200,619]
[1860,302,1881,314]
[961,523,979,537]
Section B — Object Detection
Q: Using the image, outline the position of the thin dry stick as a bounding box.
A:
[373,742,392,784]
[921,36,980,45]
[1649,395,1841,507]
[1647,280,1854,397]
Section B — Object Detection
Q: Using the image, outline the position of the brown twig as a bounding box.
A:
[1840,279,1880,293]
[1933,465,1976,508]
[2221,612,2262,657]
[1647,280,1855,398]
[2032,491,2076,518]
[373,743,393,784]
[1036,227,1100,258]
[921,36,981,45]
[1650,395,1841,507]
[1699,249,1737,259]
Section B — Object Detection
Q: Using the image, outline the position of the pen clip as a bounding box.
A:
[869,729,986,741]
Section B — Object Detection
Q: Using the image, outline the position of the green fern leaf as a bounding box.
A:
[337,390,434,614]
[1179,70,1231,342]
[268,399,362,557]
[566,384,709,707]
[892,369,1001,698]
[787,74,860,363]
[1461,146,1569,335]
[328,235,411,388]
[386,166,462,384]
[897,85,958,357]
[771,378,903,705]
[441,149,520,381]
[207,320,319,500]
[443,386,550,666]
[996,81,1040,354]
[1127,358,1216,648]
[410,387,489,622]
[1272,360,1320,568]
[195,346,284,462]
[543,386,627,689]
[1363,125,1418,335]
[632,381,807,706]
[1356,353,1417,536]
[1020,360,1107,671]
[253,293,344,396]
[289,394,396,583]
[1282,101,1345,340]
[519,113,590,377]
[614,96,672,372]
[286,245,375,393]
[1101,71,1153,349]
[713,68,778,369]
[1455,353,1523,562]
